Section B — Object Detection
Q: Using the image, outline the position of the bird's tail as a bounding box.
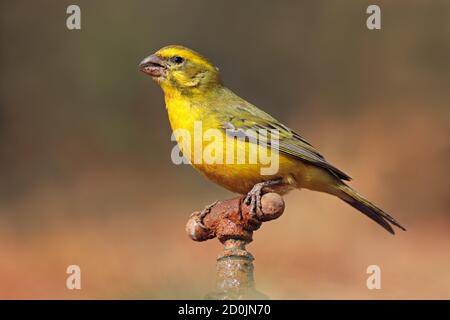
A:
[335,184,406,234]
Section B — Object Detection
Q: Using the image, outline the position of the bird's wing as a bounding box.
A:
[219,102,351,181]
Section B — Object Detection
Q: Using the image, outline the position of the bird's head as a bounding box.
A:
[139,45,221,96]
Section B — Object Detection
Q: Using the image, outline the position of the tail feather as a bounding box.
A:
[336,184,406,235]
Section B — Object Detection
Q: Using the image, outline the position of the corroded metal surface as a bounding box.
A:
[186,193,285,243]
[186,193,285,300]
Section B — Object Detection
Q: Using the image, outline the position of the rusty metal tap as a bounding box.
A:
[185,193,285,299]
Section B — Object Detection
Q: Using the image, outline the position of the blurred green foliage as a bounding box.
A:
[0,0,449,201]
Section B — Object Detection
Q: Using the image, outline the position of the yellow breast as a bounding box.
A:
[164,95,305,194]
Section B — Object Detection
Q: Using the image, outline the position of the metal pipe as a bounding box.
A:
[186,193,285,300]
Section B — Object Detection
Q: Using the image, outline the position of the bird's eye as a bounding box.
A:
[171,56,184,64]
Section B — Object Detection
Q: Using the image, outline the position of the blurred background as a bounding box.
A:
[0,0,449,299]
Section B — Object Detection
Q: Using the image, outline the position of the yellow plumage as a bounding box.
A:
[139,45,405,234]
[166,96,303,194]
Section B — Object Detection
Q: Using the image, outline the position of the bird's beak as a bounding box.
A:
[139,54,167,78]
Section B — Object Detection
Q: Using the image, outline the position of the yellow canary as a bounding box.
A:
[139,45,405,234]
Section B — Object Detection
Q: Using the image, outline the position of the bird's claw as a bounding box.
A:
[244,184,265,219]
[190,200,218,229]
[244,179,283,219]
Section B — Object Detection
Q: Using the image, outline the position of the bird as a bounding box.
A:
[139,45,405,234]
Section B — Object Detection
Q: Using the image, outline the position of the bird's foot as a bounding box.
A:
[190,200,219,229]
[244,179,283,219]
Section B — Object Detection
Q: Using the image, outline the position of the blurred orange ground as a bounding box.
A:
[0,110,448,299]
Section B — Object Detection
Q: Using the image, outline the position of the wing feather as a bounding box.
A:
[219,102,351,181]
